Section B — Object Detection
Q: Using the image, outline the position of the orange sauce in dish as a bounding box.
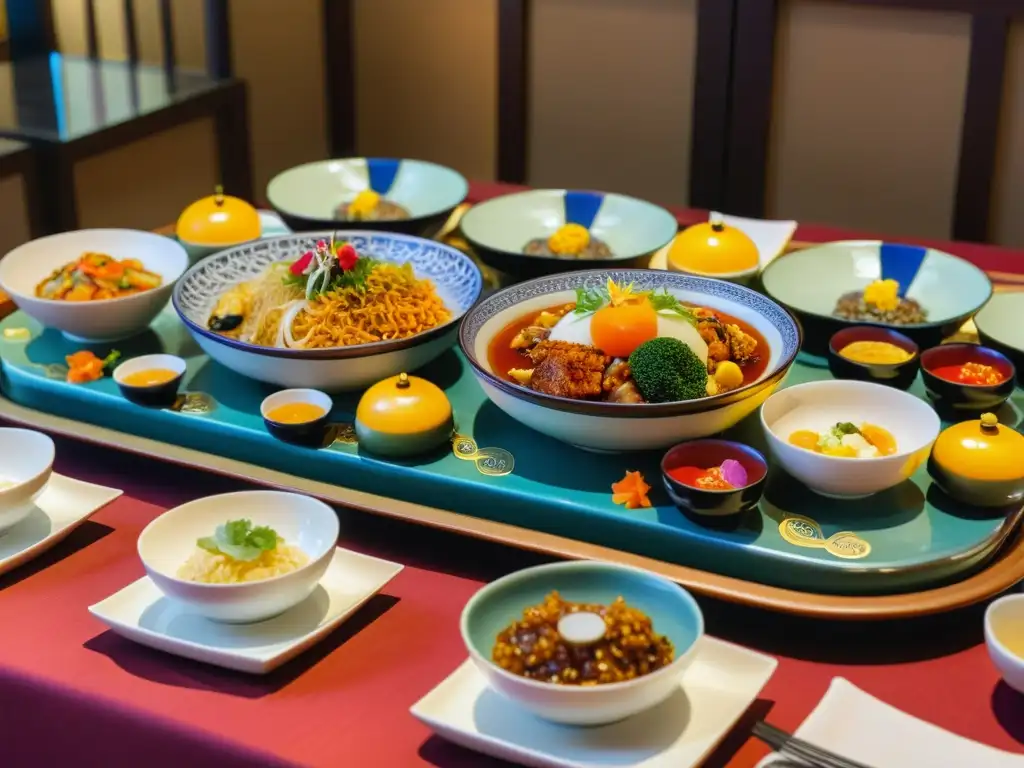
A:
[266,402,326,424]
[122,368,179,388]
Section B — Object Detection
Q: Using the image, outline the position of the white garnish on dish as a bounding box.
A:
[558,611,607,645]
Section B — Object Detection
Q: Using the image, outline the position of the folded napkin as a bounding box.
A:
[757,678,1024,767]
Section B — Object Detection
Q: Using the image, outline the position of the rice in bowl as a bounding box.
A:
[177,540,309,584]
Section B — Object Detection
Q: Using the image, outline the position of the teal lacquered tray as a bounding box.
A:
[1,307,1020,595]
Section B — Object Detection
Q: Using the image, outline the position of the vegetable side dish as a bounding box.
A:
[488,279,765,404]
[36,253,162,301]
[523,223,613,259]
[492,590,675,685]
[177,518,308,584]
[335,190,410,222]
[789,422,898,459]
[833,279,927,325]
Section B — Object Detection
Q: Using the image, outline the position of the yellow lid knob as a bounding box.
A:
[981,412,998,428]
[356,373,452,436]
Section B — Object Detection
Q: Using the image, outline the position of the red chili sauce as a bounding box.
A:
[667,466,734,491]
[487,302,771,387]
[930,362,1005,386]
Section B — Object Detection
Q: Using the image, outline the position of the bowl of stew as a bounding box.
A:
[920,343,1015,416]
[460,560,704,725]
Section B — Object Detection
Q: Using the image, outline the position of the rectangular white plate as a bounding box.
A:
[411,636,778,768]
[649,213,798,272]
[88,547,403,674]
[0,473,122,577]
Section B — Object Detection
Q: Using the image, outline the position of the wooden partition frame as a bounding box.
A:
[726,0,1024,243]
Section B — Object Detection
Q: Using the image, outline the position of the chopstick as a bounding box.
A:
[753,721,876,768]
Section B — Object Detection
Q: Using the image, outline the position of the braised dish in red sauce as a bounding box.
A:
[486,279,769,405]
[491,591,675,685]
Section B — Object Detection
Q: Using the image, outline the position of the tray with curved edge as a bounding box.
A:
[0,389,1020,621]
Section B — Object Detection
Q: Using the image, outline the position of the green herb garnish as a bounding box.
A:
[574,285,608,314]
[572,282,696,326]
[647,288,697,325]
[830,422,861,439]
[197,518,279,562]
[102,350,122,373]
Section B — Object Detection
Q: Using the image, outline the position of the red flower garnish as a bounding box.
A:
[290,251,314,275]
[336,243,358,271]
[316,239,328,251]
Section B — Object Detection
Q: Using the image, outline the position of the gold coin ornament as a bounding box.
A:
[171,392,214,415]
[778,515,871,560]
[452,434,515,477]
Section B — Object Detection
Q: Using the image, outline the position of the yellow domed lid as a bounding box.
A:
[931,412,1024,482]
[356,373,453,436]
[667,216,759,275]
[176,186,261,246]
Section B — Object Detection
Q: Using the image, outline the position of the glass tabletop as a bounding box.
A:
[0,53,228,143]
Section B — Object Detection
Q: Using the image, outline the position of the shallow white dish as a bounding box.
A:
[985,593,1024,696]
[0,473,122,576]
[137,490,340,623]
[89,547,403,674]
[0,229,189,342]
[760,380,940,498]
[411,637,778,768]
[0,428,55,534]
[649,212,798,272]
[755,677,1024,767]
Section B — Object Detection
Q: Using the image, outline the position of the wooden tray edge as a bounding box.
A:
[1,392,1020,621]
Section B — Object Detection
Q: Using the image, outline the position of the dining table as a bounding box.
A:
[0,181,1021,768]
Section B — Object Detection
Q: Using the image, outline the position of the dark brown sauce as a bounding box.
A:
[487,302,771,390]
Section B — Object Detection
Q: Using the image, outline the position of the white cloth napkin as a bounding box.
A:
[756,678,1024,767]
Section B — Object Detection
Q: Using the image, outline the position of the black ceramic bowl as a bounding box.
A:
[661,439,768,519]
[113,354,186,407]
[265,158,468,237]
[260,388,333,446]
[920,343,1016,416]
[827,326,920,390]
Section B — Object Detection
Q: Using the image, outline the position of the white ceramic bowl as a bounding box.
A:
[137,490,339,623]
[461,561,705,725]
[458,269,801,452]
[0,229,189,342]
[985,593,1024,696]
[173,232,482,392]
[760,380,941,498]
[0,429,54,534]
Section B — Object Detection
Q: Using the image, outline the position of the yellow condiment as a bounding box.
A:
[931,412,1024,482]
[839,340,912,365]
[667,218,759,274]
[862,279,901,312]
[992,613,1024,660]
[356,372,452,435]
[348,190,381,218]
[266,402,326,425]
[176,185,260,245]
[547,223,591,256]
[122,368,179,388]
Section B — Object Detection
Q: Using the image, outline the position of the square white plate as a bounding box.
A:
[411,637,778,768]
[0,473,122,577]
[649,212,798,272]
[88,547,403,674]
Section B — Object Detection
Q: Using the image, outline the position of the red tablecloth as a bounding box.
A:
[0,185,1021,767]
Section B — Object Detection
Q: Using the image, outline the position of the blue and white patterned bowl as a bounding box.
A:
[459,269,801,452]
[460,189,678,279]
[761,240,992,356]
[266,158,469,237]
[173,231,482,392]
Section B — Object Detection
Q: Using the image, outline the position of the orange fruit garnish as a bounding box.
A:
[611,471,651,509]
[861,424,897,456]
[591,301,657,358]
[788,430,819,451]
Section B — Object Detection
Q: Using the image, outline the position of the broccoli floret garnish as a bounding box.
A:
[628,337,708,403]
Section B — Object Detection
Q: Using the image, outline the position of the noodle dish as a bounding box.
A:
[173,231,482,391]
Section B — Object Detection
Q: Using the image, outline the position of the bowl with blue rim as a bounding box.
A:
[459,189,678,280]
[460,560,705,725]
[760,241,992,357]
[266,158,468,237]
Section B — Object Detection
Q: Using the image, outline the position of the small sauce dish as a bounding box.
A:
[261,389,333,446]
[920,343,1015,416]
[661,439,768,519]
[827,326,920,390]
[984,593,1024,696]
[113,354,187,407]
